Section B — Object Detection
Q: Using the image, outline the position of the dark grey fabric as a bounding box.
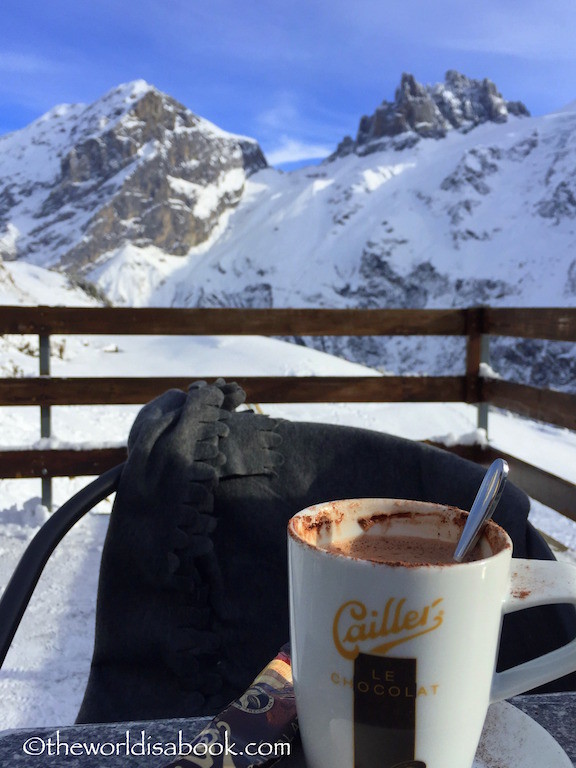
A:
[77,380,576,724]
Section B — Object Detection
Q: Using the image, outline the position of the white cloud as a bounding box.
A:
[265,136,332,166]
[258,99,300,132]
[256,93,351,166]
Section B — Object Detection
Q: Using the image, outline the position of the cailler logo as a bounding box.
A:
[333,597,444,659]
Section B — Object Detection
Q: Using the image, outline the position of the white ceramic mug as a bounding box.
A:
[288,498,576,768]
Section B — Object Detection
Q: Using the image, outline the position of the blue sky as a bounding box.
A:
[2,0,576,166]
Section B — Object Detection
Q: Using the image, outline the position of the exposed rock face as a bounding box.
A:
[0,81,267,271]
[333,70,530,158]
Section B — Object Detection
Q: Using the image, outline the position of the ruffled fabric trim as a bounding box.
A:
[219,411,283,479]
[150,379,282,707]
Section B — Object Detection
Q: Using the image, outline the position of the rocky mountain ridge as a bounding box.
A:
[333,70,530,157]
[0,80,266,272]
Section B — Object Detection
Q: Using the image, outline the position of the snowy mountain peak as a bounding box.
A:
[333,70,530,158]
[0,81,267,271]
[7,80,157,159]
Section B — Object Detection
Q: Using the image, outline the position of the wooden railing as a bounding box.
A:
[0,305,575,520]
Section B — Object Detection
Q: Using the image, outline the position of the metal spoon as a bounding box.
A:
[453,458,509,562]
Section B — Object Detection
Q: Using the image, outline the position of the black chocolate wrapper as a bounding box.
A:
[162,644,297,768]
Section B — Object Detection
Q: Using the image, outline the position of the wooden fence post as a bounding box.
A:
[39,334,52,511]
[465,307,489,436]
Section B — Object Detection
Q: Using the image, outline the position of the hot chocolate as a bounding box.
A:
[325,533,482,565]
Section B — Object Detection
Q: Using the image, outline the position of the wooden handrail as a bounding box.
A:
[482,380,576,432]
[485,307,576,342]
[0,375,468,406]
[0,448,127,479]
[0,306,468,336]
[2,304,574,339]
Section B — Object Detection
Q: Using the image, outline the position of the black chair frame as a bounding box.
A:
[0,463,124,671]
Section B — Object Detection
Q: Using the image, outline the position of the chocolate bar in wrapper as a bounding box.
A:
[163,644,297,768]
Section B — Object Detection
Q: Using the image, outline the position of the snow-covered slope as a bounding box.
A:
[133,113,575,311]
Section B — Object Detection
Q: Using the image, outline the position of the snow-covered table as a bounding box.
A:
[0,694,574,767]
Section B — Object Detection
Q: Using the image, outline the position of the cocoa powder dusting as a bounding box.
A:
[512,588,532,600]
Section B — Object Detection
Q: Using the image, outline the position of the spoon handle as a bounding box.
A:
[453,458,509,562]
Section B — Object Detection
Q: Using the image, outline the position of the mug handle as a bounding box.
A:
[491,559,576,702]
